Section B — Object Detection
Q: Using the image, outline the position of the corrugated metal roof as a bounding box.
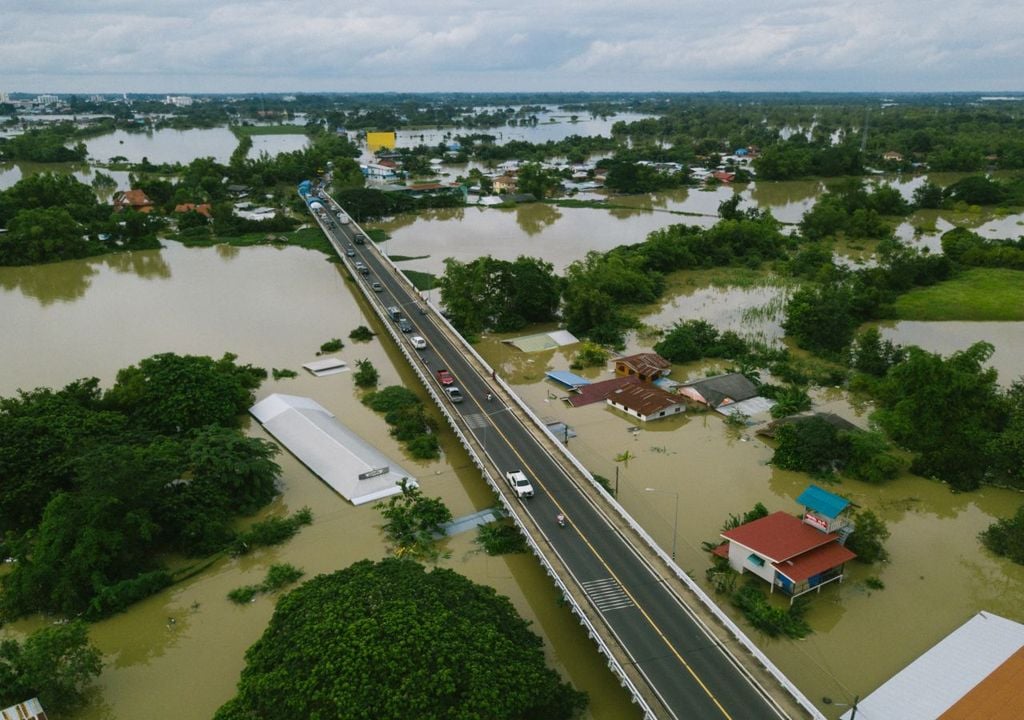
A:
[796,485,850,519]
[250,394,414,506]
[842,612,1024,720]
[721,511,839,562]
[545,370,591,388]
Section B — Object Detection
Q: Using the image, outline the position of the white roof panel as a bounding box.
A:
[250,394,415,505]
[842,611,1024,720]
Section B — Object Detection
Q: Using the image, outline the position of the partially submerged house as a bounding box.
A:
[113,189,154,213]
[1,698,46,720]
[606,382,685,422]
[614,352,672,383]
[679,372,774,416]
[715,510,856,601]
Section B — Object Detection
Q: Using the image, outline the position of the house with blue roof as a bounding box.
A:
[797,484,855,536]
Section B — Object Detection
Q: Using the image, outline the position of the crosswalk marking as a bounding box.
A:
[464,412,489,429]
[582,577,635,612]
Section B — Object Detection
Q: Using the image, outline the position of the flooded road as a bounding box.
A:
[0,241,640,720]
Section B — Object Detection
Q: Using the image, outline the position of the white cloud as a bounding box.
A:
[0,0,1020,91]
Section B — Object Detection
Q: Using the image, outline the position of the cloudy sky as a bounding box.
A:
[2,0,1021,94]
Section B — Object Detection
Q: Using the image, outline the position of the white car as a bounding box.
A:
[445,386,464,403]
[504,470,535,498]
[410,335,427,350]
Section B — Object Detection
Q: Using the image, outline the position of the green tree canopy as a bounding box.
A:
[0,621,102,713]
[872,342,1008,490]
[105,352,266,435]
[214,559,587,720]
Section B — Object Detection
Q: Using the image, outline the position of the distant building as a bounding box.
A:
[174,202,212,218]
[34,94,59,105]
[113,189,154,214]
[492,175,518,193]
[164,95,193,107]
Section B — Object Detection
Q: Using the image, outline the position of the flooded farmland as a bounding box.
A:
[4,149,1024,718]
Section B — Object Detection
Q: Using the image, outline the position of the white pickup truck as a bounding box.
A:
[504,470,535,499]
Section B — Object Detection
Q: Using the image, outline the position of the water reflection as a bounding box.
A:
[0,257,100,304]
[515,202,561,235]
[101,249,172,279]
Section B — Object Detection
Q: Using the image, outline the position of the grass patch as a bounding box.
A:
[228,563,305,604]
[892,268,1024,321]
[367,228,389,243]
[402,269,437,291]
[174,226,336,257]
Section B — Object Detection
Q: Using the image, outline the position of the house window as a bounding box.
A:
[747,554,765,567]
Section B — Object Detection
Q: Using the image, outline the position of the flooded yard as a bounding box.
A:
[0,241,639,720]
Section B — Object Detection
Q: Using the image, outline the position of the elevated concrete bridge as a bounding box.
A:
[304,190,826,720]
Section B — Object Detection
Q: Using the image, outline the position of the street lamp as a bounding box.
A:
[644,487,678,561]
[822,695,859,719]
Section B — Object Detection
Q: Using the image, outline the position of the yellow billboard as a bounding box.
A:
[366,130,397,153]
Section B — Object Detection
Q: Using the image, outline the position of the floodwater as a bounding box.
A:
[375,203,716,275]
[0,161,133,192]
[0,241,639,720]
[85,128,241,165]
[472,334,1024,719]
[390,110,655,150]
[876,320,1024,385]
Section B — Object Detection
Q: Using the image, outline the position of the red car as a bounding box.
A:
[437,369,454,385]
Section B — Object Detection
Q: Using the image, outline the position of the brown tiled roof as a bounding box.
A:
[606,383,683,417]
[567,376,639,407]
[174,203,211,217]
[116,189,153,208]
[616,352,671,377]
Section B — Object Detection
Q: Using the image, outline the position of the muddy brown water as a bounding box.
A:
[3,178,1024,718]
[0,241,640,720]
[475,334,1024,718]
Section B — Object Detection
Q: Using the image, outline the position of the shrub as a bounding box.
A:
[318,338,343,354]
[349,325,375,342]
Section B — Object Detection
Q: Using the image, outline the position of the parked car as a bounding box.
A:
[445,386,464,403]
[345,246,356,257]
[410,335,427,350]
[370,281,384,292]
[397,317,413,333]
[437,368,454,385]
[353,233,366,245]
[354,261,369,275]
[386,306,401,320]
[504,470,535,498]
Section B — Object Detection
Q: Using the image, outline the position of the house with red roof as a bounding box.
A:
[174,202,212,218]
[715,510,856,602]
[113,189,154,213]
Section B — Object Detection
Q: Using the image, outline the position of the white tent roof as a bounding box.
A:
[842,611,1024,720]
[250,394,415,505]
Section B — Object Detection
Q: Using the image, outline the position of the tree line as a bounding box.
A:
[0,352,280,622]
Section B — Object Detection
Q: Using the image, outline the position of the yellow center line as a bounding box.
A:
[481,406,735,720]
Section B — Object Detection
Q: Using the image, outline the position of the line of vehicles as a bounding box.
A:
[305,179,542,511]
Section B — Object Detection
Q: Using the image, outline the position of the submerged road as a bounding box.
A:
[309,197,820,720]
